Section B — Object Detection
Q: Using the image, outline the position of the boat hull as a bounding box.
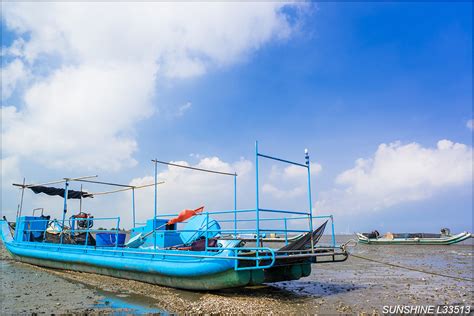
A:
[10,250,258,290]
[3,240,267,290]
[1,220,321,289]
[356,232,472,245]
[0,220,265,290]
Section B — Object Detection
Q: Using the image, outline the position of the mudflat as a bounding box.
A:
[1,236,472,314]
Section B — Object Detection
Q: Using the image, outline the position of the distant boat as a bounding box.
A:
[356,228,472,245]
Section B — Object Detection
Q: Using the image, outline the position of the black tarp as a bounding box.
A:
[29,186,93,199]
[278,220,328,252]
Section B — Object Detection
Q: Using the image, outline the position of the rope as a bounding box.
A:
[349,252,473,283]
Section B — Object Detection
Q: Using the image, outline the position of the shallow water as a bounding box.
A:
[1,235,472,314]
[94,289,165,314]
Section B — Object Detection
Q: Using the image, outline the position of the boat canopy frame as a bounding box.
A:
[11,141,342,271]
[13,175,165,236]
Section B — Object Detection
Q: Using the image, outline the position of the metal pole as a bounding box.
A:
[132,188,136,228]
[284,218,288,245]
[42,218,47,243]
[153,159,158,251]
[115,217,120,248]
[75,178,132,188]
[88,181,164,196]
[205,213,209,254]
[15,178,25,242]
[60,181,69,244]
[233,173,237,237]
[255,141,260,247]
[12,175,97,189]
[79,184,83,212]
[331,215,336,247]
[85,218,89,248]
[305,149,315,253]
[14,179,26,243]
[18,178,26,219]
[152,159,235,176]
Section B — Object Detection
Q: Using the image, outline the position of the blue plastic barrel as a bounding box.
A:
[96,232,126,247]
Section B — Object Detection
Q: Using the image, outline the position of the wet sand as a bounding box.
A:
[0,244,162,314]
[1,236,472,314]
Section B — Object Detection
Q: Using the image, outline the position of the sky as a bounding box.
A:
[1,2,472,234]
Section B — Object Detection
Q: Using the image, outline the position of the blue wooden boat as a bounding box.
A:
[0,143,348,290]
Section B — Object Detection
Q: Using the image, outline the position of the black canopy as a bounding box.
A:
[29,186,93,199]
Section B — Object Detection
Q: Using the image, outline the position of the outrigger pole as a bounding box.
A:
[13,175,98,189]
[88,182,165,196]
[74,179,133,188]
[152,159,236,176]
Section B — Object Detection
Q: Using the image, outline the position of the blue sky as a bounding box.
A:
[1,2,472,233]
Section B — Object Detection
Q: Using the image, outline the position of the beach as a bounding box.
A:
[1,235,472,314]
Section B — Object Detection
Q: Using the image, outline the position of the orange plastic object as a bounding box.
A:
[167,206,204,225]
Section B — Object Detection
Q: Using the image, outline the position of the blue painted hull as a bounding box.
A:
[0,221,261,290]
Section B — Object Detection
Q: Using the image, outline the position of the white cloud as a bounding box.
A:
[1,38,26,58]
[262,183,306,199]
[263,162,322,200]
[1,156,20,188]
[1,59,30,100]
[319,140,473,213]
[1,106,22,132]
[2,63,156,171]
[283,162,322,178]
[467,119,474,131]
[2,2,302,70]
[176,102,192,117]
[1,156,21,217]
[1,2,305,172]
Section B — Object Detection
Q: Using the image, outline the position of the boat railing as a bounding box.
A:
[146,142,328,256]
[11,142,341,271]
[16,216,123,248]
[15,212,339,271]
[156,209,310,217]
[15,216,277,270]
[154,209,337,248]
[140,209,338,271]
[216,215,336,247]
